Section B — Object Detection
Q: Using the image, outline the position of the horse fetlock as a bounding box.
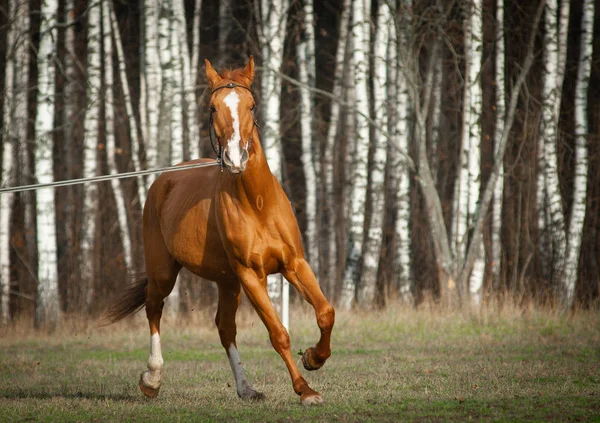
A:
[237,382,265,401]
[147,356,163,372]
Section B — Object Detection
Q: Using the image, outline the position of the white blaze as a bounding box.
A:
[223,91,242,167]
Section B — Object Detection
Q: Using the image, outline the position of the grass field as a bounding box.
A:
[1,304,599,422]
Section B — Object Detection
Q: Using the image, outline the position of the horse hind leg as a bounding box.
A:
[139,261,181,398]
[282,258,335,372]
[216,280,264,400]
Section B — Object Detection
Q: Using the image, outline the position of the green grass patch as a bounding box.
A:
[1,307,599,422]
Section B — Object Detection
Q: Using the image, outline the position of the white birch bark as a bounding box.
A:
[340,0,371,310]
[82,0,102,304]
[190,0,202,89]
[189,0,202,159]
[538,0,571,289]
[176,0,200,160]
[4,0,30,317]
[103,0,133,271]
[451,1,475,295]
[466,0,484,301]
[35,0,59,326]
[156,1,174,167]
[140,0,161,188]
[491,0,505,289]
[565,0,593,305]
[257,0,288,179]
[170,9,184,166]
[0,0,18,323]
[109,3,146,205]
[358,1,390,306]
[324,0,351,297]
[391,1,412,295]
[297,0,318,273]
[0,135,12,321]
[429,54,442,182]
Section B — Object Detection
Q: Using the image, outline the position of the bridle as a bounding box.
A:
[209,82,260,171]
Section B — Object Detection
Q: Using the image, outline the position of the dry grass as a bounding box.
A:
[1,304,599,422]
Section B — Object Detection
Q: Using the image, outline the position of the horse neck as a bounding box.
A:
[231,130,277,204]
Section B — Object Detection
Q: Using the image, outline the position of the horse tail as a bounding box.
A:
[101,274,148,325]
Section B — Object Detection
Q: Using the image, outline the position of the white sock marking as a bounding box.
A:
[148,332,164,372]
[228,343,252,394]
[223,91,242,167]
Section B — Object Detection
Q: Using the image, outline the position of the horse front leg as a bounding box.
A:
[237,267,324,405]
[282,258,335,371]
[215,280,264,400]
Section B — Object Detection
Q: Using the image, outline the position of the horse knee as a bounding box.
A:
[269,326,291,352]
[317,304,335,332]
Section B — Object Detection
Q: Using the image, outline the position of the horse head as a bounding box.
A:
[205,57,258,174]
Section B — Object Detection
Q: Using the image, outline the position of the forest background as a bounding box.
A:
[0,0,599,327]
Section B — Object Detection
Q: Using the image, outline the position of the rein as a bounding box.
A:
[209,82,260,172]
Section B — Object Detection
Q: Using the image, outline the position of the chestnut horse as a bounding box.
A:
[105,57,334,405]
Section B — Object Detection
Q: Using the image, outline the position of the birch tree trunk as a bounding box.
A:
[565,0,593,305]
[0,0,16,322]
[359,0,390,307]
[140,0,161,189]
[452,0,484,301]
[11,0,32,317]
[491,0,506,292]
[189,0,202,159]
[102,0,133,271]
[391,1,412,297]
[340,0,371,310]
[257,0,288,179]
[466,0,484,301]
[538,0,570,293]
[324,0,350,300]
[34,0,59,327]
[82,0,101,305]
[297,0,318,274]
[175,0,200,161]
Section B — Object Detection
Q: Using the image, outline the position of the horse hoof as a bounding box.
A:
[301,393,324,406]
[301,348,323,371]
[238,388,266,401]
[139,374,161,398]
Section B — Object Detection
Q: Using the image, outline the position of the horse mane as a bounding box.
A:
[220,68,252,87]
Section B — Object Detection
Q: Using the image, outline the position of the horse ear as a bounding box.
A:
[242,56,255,85]
[205,59,222,89]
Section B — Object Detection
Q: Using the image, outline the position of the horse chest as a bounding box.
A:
[218,201,286,265]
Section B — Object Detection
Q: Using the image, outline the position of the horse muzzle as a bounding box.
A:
[222,148,249,174]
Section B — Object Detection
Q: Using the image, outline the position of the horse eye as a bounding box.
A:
[210,105,216,113]
[250,104,256,112]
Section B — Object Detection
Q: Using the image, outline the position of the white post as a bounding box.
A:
[282,279,289,331]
